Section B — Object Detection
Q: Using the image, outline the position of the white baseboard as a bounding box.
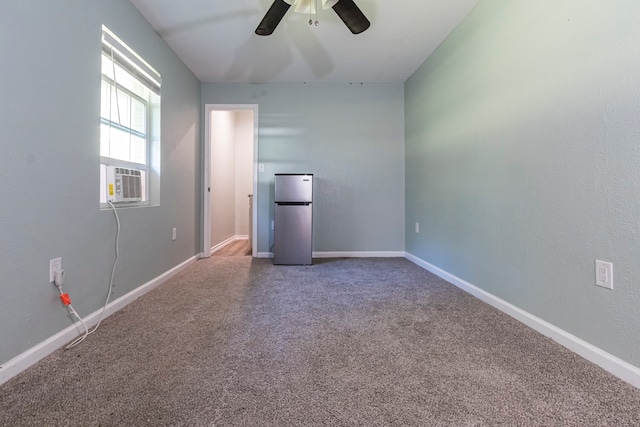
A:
[256,251,405,260]
[405,252,640,389]
[210,235,249,255]
[210,236,236,254]
[0,255,198,386]
[314,251,405,258]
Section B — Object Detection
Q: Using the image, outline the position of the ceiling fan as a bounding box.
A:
[255,0,370,36]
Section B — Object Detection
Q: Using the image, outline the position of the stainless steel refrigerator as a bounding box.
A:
[274,174,313,265]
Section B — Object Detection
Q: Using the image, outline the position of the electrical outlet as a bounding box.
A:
[415,222,420,233]
[172,227,177,241]
[595,260,613,289]
[49,258,62,282]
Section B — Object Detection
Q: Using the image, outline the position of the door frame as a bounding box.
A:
[202,104,259,258]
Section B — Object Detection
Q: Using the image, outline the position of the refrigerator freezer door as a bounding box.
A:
[274,203,312,265]
[274,174,313,203]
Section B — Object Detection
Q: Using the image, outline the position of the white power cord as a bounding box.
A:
[57,48,123,348]
[63,200,120,349]
[55,282,90,348]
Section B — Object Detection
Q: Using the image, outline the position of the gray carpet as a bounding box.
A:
[1,257,639,426]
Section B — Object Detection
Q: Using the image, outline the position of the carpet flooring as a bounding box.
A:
[1,257,639,426]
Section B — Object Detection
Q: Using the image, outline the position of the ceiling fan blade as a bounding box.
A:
[332,0,370,34]
[255,0,292,36]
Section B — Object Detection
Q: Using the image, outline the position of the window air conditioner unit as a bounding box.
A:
[106,166,143,203]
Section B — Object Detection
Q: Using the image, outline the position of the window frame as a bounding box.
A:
[99,26,161,208]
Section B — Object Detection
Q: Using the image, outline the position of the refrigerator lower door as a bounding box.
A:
[274,203,312,265]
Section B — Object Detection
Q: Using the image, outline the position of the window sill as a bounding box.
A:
[100,201,153,210]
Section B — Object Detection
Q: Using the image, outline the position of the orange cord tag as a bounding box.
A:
[60,293,71,306]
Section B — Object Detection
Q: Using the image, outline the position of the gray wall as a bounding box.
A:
[0,1,201,365]
[405,0,640,367]
[202,83,405,255]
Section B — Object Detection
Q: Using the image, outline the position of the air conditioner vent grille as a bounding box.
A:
[106,166,143,203]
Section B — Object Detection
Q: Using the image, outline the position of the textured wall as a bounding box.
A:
[201,83,405,255]
[0,1,200,365]
[405,0,640,366]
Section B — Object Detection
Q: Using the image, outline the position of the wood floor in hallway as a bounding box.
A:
[212,239,251,257]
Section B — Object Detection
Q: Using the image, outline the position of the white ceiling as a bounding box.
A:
[129,0,479,83]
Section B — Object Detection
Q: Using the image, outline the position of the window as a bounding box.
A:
[99,26,161,205]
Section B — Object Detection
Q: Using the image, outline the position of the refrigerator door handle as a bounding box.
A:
[276,202,311,206]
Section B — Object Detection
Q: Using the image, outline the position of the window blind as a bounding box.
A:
[101,26,161,95]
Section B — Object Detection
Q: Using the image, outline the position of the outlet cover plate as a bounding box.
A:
[595,260,613,289]
[49,258,62,283]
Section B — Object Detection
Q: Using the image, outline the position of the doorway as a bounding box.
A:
[202,104,258,258]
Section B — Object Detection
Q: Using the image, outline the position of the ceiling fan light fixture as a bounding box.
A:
[285,0,339,14]
[255,0,291,36]
[332,0,370,34]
